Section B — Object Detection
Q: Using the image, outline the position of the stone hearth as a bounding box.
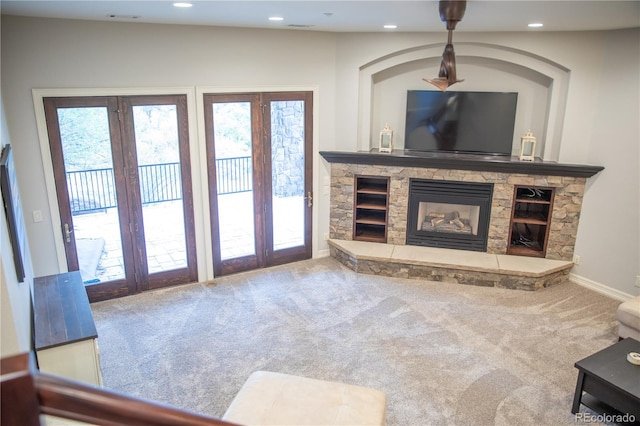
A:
[329,239,573,291]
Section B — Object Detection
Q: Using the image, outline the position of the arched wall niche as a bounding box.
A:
[358,42,570,161]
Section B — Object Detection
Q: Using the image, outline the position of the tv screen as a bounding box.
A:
[404,91,518,156]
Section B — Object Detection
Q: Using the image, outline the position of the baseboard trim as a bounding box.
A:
[569,273,635,301]
[316,249,330,258]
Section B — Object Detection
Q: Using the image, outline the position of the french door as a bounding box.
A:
[44,95,197,302]
[204,92,313,276]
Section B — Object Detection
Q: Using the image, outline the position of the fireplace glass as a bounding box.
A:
[417,202,480,235]
[406,179,493,252]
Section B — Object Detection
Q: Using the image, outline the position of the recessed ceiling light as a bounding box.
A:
[269,16,284,22]
[528,22,544,28]
[173,2,193,8]
[384,24,398,29]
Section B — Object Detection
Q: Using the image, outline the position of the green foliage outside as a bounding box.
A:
[58,105,182,171]
[213,102,252,159]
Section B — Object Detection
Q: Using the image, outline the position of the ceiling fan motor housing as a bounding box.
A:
[439,0,467,30]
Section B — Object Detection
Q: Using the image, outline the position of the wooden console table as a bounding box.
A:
[34,271,103,386]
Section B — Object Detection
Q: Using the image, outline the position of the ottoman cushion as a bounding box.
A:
[617,296,640,340]
[222,371,386,425]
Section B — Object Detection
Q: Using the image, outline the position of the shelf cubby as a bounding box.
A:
[353,175,389,243]
[507,186,555,257]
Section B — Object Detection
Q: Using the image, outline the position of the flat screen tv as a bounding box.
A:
[404,90,518,156]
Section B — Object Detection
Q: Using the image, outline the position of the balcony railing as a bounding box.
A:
[67,157,253,214]
[214,156,253,195]
[67,167,117,214]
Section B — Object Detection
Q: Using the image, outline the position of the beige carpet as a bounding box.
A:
[91,257,620,425]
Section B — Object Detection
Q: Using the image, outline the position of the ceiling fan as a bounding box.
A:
[424,0,466,91]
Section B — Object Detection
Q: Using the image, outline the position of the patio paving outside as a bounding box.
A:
[72,194,304,284]
[73,200,187,283]
[218,192,305,260]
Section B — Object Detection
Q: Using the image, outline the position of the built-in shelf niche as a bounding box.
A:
[507,186,555,258]
[353,175,389,243]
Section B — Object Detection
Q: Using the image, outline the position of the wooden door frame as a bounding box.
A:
[119,95,199,290]
[43,94,198,301]
[204,93,265,276]
[204,91,313,276]
[261,91,313,266]
[43,96,136,300]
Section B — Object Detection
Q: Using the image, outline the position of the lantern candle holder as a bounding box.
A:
[379,124,393,153]
[519,130,537,161]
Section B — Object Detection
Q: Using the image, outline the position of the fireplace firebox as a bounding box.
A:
[406,179,493,252]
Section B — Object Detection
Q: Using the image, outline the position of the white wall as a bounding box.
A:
[1,16,337,280]
[334,31,615,162]
[1,15,638,298]
[572,29,640,298]
[370,52,552,156]
[1,94,34,356]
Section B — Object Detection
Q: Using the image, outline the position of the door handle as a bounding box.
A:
[306,191,313,208]
[63,223,73,243]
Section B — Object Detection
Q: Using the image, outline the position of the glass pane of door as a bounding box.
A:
[57,107,125,284]
[212,102,256,260]
[270,100,306,250]
[132,105,187,274]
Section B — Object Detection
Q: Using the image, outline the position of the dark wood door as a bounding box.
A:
[204,92,313,276]
[44,95,197,301]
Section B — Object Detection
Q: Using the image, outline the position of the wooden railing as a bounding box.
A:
[1,353,237,426]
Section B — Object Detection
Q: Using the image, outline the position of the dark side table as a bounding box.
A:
[572,338,640,421]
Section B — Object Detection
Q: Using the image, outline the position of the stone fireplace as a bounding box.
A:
[321,151,603,262]
[406,179,493,252]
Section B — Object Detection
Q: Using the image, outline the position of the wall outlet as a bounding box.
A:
[635,276,640,288]
[573,255,580,265]
[323,233,330,241]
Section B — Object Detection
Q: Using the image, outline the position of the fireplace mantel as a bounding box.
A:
[320,150,603,178]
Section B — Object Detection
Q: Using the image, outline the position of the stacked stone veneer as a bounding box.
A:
[272,101,306,197]
[329,163,586,261]
[329,244,572,291]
